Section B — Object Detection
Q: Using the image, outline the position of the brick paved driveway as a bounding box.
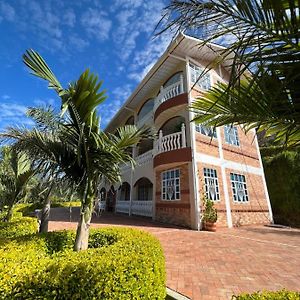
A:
[49,208,300,300]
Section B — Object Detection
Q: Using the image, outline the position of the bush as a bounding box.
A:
[0,217,166,299]
[0,216,38,239]
[262,150,300,227]
[232,289,300,299]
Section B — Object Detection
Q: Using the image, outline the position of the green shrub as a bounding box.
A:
[0,217,38,240]
[262,150,300,227]
[0,218,166,299]
[232,289,300,299]
[203,198,218,223]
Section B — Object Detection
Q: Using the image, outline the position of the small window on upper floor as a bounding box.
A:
[189,63,211,90]
[224,125,240,146]
[195,124,217,138]
[138,98,154,122]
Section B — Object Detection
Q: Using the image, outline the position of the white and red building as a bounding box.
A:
[100,33,273,229]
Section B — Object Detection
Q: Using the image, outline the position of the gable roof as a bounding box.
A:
[105,32,230,132]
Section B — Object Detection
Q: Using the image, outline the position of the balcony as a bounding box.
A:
[115,200,152,217]
[154,74,185,113]
[154,124,187,154]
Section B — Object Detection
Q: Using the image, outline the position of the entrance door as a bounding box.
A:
[107,186,116,212]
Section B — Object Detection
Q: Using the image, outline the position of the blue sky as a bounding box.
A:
[0,0,172,131]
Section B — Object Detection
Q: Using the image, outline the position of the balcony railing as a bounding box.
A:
[115,201,130,214]
[115,200,152,217]
[154,123,187,154]
[131,200,152,217]
[154,74,184,112]
[136,149,153,166]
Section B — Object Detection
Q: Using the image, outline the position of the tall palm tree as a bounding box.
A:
[1,50,149,250]
[159,0,300,148]
[0,147,35,221]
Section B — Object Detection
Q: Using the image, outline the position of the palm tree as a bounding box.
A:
[159,0,300,148]
[0,147,35,221]
[1,50,149,250]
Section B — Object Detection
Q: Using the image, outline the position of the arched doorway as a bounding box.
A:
[119,182,131,201]
[107,186,116,212]
[134,177,153,201]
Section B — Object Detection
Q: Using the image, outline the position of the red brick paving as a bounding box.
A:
[49,208,300,300]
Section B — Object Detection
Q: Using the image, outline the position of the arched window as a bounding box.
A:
[163,72,183,89]
[119,182,131,201]
[138,98,154,121]
[134,178,153,201]
[159,116,186,136]
[125,116,134,125]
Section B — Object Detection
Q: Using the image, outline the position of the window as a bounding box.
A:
[189,63,211,90]
[203,168,220,201]
[161,169,180,200]
[224,125,240,146]
[138,98,154,121]
[230,173,249,203]
[136,178,153,201]
[195,124,217,138]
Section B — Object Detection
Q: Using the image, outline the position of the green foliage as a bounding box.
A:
[202,198,217,223]
[232,289,300,299]
[160,0,300,148]
[14,201,81,216]
[0,216,38,239]
[0,216,166,299]
[262,150,300,227]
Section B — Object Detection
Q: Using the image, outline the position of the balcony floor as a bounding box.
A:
[49,207,300,300]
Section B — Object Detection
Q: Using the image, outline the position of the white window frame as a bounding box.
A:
[203,168,220,201]
[195,124,217,138]
[189,63,211,90]
[230,173,249,203]
[161,168,180,201]
[224,125,240,146]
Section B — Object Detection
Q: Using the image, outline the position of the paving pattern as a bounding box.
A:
[49,208,300,300]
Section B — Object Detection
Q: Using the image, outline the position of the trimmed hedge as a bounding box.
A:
[0,217,166,299]
[14,201,81,216]
[232,290,300,299]
[262,150,300,227]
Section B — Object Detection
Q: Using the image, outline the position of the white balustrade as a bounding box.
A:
[155,123,187,154]
[154,74,184,111]
[131,200,152,217]
[115,201,130,214]
[136,149,153,166]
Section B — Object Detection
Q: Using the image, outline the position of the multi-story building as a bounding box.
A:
[100,33,273,229]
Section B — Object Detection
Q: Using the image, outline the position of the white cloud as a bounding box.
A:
[113,1,166,61]
[0,2,15,22]
[69,35,89,51]
[81,8,112,41]
[64,9,76,27]
[1,94,11,100]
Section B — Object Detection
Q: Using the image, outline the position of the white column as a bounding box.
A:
[158,130,163,153]
[217,127,233,228]
[186,56,201,230]
[181,123,186,148]
[179,73,184,93]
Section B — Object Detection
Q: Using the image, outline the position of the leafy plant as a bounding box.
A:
[159,0,300,148]
[1,50,150,250]
[232,289,300,299]
[202,198,217,223]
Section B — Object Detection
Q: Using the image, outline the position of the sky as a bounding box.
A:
[0,0,173,131]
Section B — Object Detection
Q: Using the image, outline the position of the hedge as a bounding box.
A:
[232,289,300,299]
[0,217,166,299]
[262,150,300,227]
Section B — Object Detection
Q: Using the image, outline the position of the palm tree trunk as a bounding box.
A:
[74,180,94,251]
[4,203,14,222]
[39,183,54,234]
